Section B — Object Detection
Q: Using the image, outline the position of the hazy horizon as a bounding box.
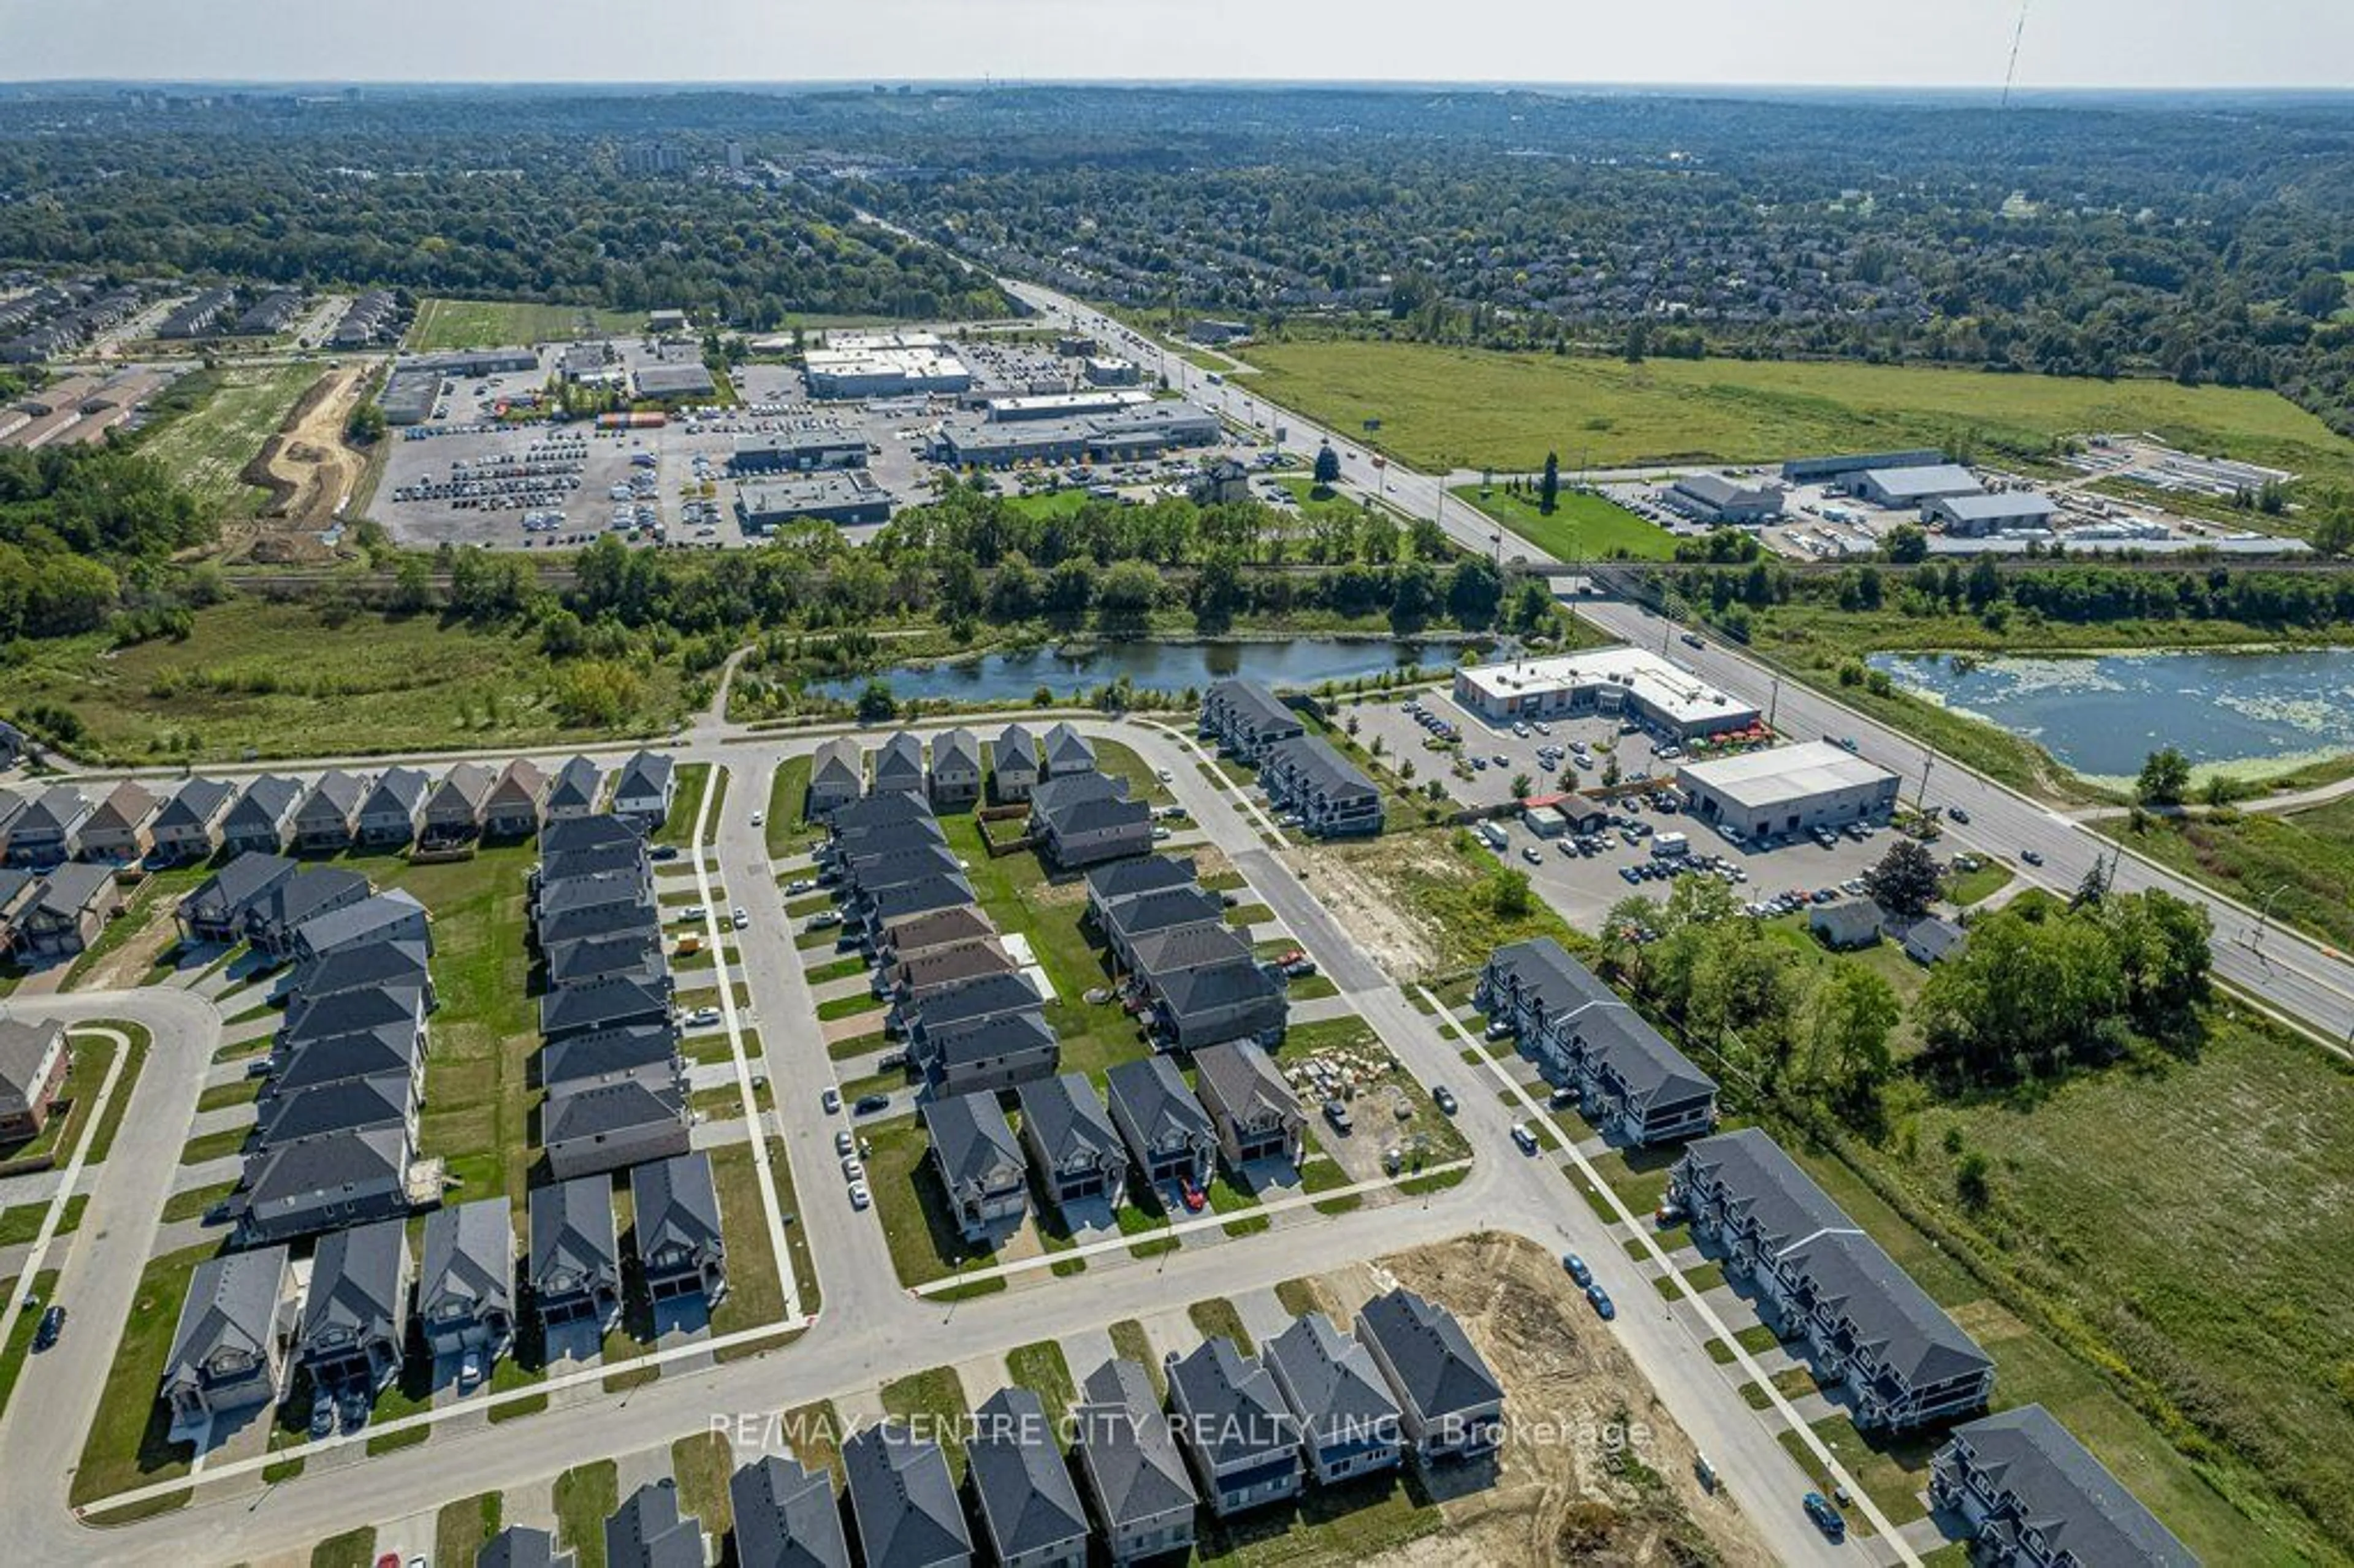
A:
[2,0,2348,93]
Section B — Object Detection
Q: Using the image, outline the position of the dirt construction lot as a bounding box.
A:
[1315,1233,1769,1566]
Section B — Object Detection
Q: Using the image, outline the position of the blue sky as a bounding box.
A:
[2,0,2347,89]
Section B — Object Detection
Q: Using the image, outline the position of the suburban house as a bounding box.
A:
[150,777,238,862]
[80,780,161,862]
[729,1456,850,1568]
[1200,679,1304,761]
[1083,856,1198,935]
[245,866,371,959]
[251,1072,413,1151]
[237,1124,416,1245]
[422,762,496,843]
[419,1196,516,1364]
[1475,939,1717,1146]
[839,843,966,905]
[0,867,29,954]
[0,794,18,863]
[543,1076,691,1180]
[277,981,429,1065]
[611,750,678,827]
[1105,1056,1216,1191]
[1930,1404,2198,1568]
[160,1244,295,1428]
[1265,1312,1405,1485]
[872,731,928,797]
[1073,1358,1198,1565]
[1016,1071,1128,1214]
[284,938,433,1009]
[1810,898,1883,951]
[631,1151,728,1306]
[992,724,1042,802]
[544,756,603,821]
[1192,1040,1305,1166]
[873,905,994,970]
[0,1018,71,1141]
[969,1385,1091,1568]
[858,876,976,946]
[822,788,935,843]
[807,739,864,816]
[1258,735,1383,838]
[1355,1287,1506,1469]
[4,784,90,866]
[929,727,983,809]
[924,1090,1029,1243]
[1029,772,1152,870]
[529,1175,622,1334]
[1166,1337,1303,1517]
[1670,1128,1996,1431]
[290,889,431,967]
[1139,940,1287,1054]
[924,1010,1063,1099]
[1041,721,1096,778]
[265,1024,425,1102]
[297,1216,411,1394]
[606,1479,707,1568]
[357,767,432,847]
[842,1425,972,1568]
[17,861,123,957]
[539,975,669,1041]
[294,771,370,851]
[544,934,668,997]
[540,1022,683,1095]
[477,1525,574,1568]
[484,759,550,838]
[1904,915,1967,967]
[1094,883,1224,974]
[219,776,303,858]
[904,971,1042,1054]
[541,814,645,859]
[886,935,1018,1012]
[180,851,297,943]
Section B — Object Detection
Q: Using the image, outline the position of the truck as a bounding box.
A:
[1478,821,1510,853]
[1651,831,1690,858]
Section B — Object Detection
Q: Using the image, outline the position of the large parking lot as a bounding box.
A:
[1344,685,1687,810]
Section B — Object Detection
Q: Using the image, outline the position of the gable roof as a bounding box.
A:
[253,1072,412,1149]
[300,1216,408,1347]
[427,762,496,815]
[1355,1287,1504,1418]
[928,1010,1059,1076]
[1016,1072,1121,1168]
[810,737,864,791]
[969,1386,1089,1560]
[294,889,427,956]
[541,1022,681,1089]
[1105,1056,1214,1147]
[1484,937,1618,1016]
[729,1456,850,1568]
[487,757,549,809]
[1566,1001,1718,1110]
[1153,956,1284,1021]
[1265,1312,1402,1449]
[421,1196,514,1325]
[153,776,238,832]
[541,814,645,857]
[13,782,88,836]
[539,975,669,1038]
[864,875,975,927]
[994,723,1040,771]
[1042,721,1095,771]
[529,1174,619,1288]
[0,1018,66,1102]
[842,1425,971,1568]
[166,1244,288,1382]
[1169,1336,1294,1466]
[606,1479,705,1568]
[1086,854,1199,908]
[359,765,431,819]
[270,1025,423,1094]
[910,970,1041,1035]
[1194,1039,1298,1124]
[923,1090,1023,1187]
[1076,1357,1197,1524]
[87,778,159,834]
[931,727,981,774]
[872,731,926,787]
[546,756,603,812]
[1947,1404,2198,1567]
[297,770,369,823]
[826,791,934,834]
[253,866,371,934]
[1101,885,1224,945]
[631,1152,723,1262]
[29,860,116,919]
[1128,921,1253,981]
[476,1526,573,1568]
[188,850,296,916]
[241,1126,408,1221]
[878,904,994,957]
[1204,679,1300,736]
[224,775,303,830]
[281,981,425,1048]
[542,1076,685,1144]
[1263,733,1377,802]
[287,938,431,1001]
[613,750,676,801]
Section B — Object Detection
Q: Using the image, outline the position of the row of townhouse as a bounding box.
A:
[0,749,675,870]
[803,720,1098,818]
[1199,680,1382,838]
[0,860,123,961]
[1474,938,1720,1146]
[1669,1127,1996,1433]
[1027,768,1154,869]
[1086,855,1286,1052]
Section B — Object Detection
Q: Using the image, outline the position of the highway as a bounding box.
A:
[1007,277,2354,1052]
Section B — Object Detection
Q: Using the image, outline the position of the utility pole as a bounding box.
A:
[1917,747,1935,813]
[1767,676,1781,733]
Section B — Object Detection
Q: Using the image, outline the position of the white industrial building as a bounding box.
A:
[1676,742,1899,840]
[1852,464,1984,509]
[1924,491,2062,536]
[1450,647,1761,740]
[803,331,973,399]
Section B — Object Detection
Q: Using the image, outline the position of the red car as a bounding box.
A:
[1179,1179,1207,1214]
[1277,949,1306,967]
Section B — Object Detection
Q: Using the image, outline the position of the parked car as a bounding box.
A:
[2021,848,2044,866]
[31,1304,64,1352]
[1432,1086,1458,1116]
[806,911,841,930]
[1521,845,1543,865]
[840,1156,864,1182]
[821,1087,842,1114]
[1802,1492,1846,1542]
[848,1181,871,1210]
[1585,1284,1616,1321]
[853,1094,891,1116]
[1562,1253,1591,1287]
[1322,1098,1354,1135]
[836,1130,856,1157]
[749,812,764,826]
[686,1006,722,1027]
[1179,1179,1207,1214]
[678,905,707,923]
[1509,1122,1539,1154]
[458,1350,484,1390]
[1655,1200,1689,1227]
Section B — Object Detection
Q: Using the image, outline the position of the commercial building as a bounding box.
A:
[631,360,715,403]
[735,471,893,530]
[1670,1128,1995,1431]
[982,388,1154,422]
[1852,463,1984,509]
[1663,473,1786,525]
[803,332,972,399]
[1924,490,2063,536]
[1930,1404,2197,1567]
[1452,645,1759,739]
[1677,741,1899,840]
[732,421,869,474]
[935,402,1221,470]
[1780,449,1947,486]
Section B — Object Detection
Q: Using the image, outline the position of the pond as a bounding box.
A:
[810,637,1453,705]
[1867,647,2354,782]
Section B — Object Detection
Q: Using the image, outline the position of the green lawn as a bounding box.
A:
[131,363,324,520]
[310,1525,378,1568]
[405,297,646,352]
[1944,858,2015,907]
[766,755,821,856]
[1245,338,2354,489]
[669,1431,734,1539]
[0,1267,59,1420]
[1455,485,1679,561]
[435,1493,503,1568]
[654,763,713,849]
[1108,1320,1162,1394]
[1004,1340,1079,1434]
[1186,1296,1255,1357]
[0,599,685,766]
[0,1195,85,1247]
[1194,1467,1443,1566]
[71,1243,215,1505]
[878,1366,974,1481]
[552,1459,620,1568]
[708,1137,799,1343]
[861,1114,983,1287]
[2100,797,2354,956]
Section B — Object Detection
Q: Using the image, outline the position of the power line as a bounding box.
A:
[2002,0,2035,109]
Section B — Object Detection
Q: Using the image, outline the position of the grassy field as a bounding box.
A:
[310,1526,377,1568]
[552,1458,619,1568]
[1244,340,2354,487]
[132,363,324,520]
[1455,485,1679,561]
[654,763,712,849]
[1004,1340,1078,1434]
[765,755,820,857]
[2100,797,2354,956]
[0,599,686,766]
[1186,1296,1255,1357]
[405,298,647,352]
[434,1494,503,1568]
[878,1366,974,1480]
[1314,826,1594,982]
[668,1431,734,1538]
[72,1242,213,1505]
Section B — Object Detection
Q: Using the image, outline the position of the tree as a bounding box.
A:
[1312,443,1341,491]
[855,680,898,725]
[345,402,387,446]
[1539,452,1560,516]
[1802,967,1900,1118]
[1863,837,1941,919]
[2136,746,2191,806]
[1483,866,1533,919]
[1445,557,1504,628]
[1509,771,1533,799]
[1094,560,1160,636]
[1884,525,1929,563]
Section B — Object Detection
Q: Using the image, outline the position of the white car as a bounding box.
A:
[821,1087,842,1114]
[848,1181,871,1210]
[1156,767,1173,782]
[679,905,706,923]
[842,1155,864,1182]
[731,907,749,929]
[836,1129,855,1157]
[687,1006,722,1027]
[750,811,764,826]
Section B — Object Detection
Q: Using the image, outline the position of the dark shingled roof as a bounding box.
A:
[968,1386,1089,1562]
